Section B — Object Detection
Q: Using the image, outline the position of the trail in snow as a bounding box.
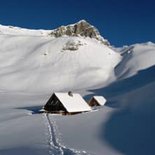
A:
[43,113,92,155]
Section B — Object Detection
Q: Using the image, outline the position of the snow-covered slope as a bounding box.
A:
[53,42,155,155]
[0,24,51,36]
[0,20,121,93]
[115,42,155,79]
[0,20,155,155]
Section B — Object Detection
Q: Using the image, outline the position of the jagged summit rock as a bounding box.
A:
[50,20,110,45]
[0,20,109,45]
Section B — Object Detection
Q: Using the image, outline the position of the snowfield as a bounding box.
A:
[115,42,155,79]
[0,35,120,92]
[0,22,155,155]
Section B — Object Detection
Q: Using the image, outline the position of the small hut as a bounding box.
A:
[44,92,91,115]
[88,96,106,107]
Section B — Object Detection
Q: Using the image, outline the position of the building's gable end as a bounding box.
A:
[44,93,67,112]
[89,98,100,107]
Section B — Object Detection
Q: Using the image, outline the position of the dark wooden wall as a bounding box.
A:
[44,94,67,112]
[89,98,100,107]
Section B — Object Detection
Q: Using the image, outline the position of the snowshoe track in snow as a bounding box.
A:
[43,113,92,155]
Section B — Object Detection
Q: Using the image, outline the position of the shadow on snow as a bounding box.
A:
[87,65,155,155]
[16,105,43,114]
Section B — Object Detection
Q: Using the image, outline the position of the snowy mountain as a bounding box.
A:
[0,21,155,155]
[0,20,109,44]
[0,20,121,93]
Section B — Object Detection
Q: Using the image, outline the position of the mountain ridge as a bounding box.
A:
[0,20,109,45]
[49,20,109,45]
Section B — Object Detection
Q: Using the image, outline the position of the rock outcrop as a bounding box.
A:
[62,39,85,51]
[50,20,110,45]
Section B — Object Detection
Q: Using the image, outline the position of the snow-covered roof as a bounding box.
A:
[55,92,91,113]
[93,96,106,106]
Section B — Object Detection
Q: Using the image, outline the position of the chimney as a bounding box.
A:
[68,91,73,97]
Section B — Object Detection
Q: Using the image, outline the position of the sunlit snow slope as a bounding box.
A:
[0,21,121,93]
[115,42,155,79]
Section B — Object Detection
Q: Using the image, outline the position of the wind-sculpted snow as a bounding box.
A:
[99,65,155,155]
[115,42,155,79]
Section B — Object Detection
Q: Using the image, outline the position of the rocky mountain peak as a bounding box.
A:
[50,20,110,45]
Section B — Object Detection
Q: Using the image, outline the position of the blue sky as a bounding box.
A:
[0,0,155,46]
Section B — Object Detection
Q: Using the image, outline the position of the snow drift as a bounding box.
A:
[115,42,155,79]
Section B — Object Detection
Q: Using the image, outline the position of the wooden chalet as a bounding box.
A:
[88,96,106,107]
[44,92,91,115]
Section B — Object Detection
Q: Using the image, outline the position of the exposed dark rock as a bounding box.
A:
[49,20,110,45]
